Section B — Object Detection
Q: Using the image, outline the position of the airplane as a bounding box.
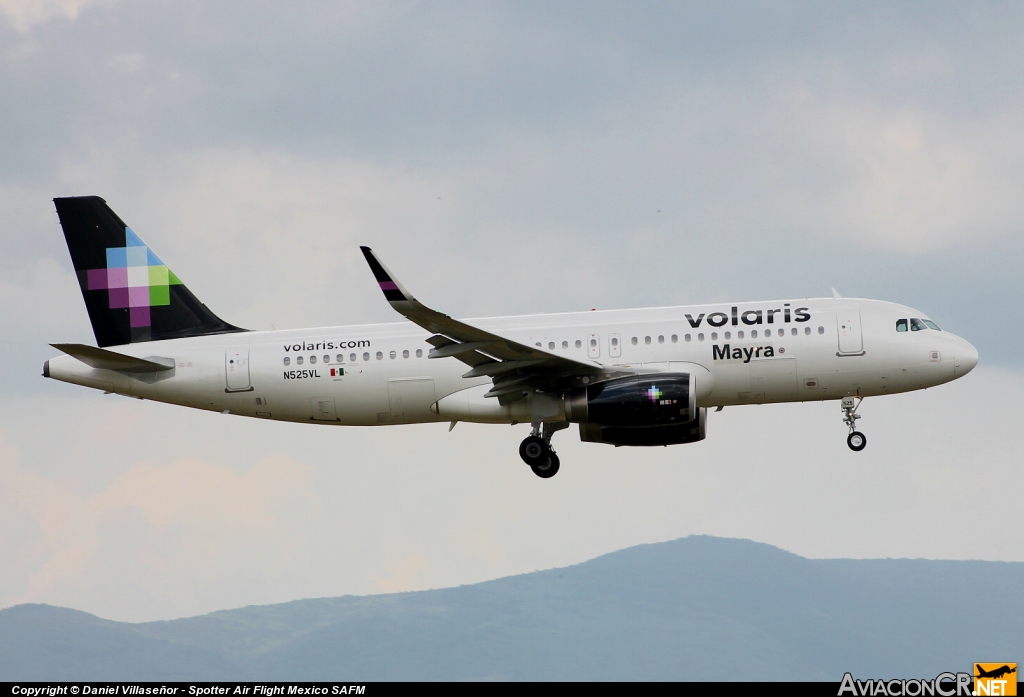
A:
[43,196,979,478]
[975,665,1016,680]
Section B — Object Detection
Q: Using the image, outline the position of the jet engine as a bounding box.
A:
[565,372,708,446]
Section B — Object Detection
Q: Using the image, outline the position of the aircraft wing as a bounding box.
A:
[360,247,605,400]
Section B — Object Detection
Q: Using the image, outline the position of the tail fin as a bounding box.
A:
[53,196,244,347]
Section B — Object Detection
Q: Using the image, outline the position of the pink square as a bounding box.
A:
[108,287,129,309]
[130,306,151,327]
[128,286,150,307]
[107,267,128,289]
[87,269,108,290]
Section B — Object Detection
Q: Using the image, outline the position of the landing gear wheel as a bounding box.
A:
[519,436,549,466]
[847,431,867,452]
[532,452,560,478]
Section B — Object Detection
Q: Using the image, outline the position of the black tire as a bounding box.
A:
[519,435,549,465]
[532,453,560,478]
[847,431,867,452]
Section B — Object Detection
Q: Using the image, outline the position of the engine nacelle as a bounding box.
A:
[564,373,697,427]
[579,407,708,446]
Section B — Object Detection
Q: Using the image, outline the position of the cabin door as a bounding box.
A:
[225,344,251,391]
[836,309,864,355]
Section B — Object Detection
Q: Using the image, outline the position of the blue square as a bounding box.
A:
[146,248,165,266]
[106,247,127,268]
[126,246,149,267]
[125,227,146,247]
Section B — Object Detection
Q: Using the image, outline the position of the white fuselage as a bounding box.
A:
[46,297,978,428]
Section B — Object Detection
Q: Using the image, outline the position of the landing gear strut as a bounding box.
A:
[519,422,569,478]
[842,396,866,452]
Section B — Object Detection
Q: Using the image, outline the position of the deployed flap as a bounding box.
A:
[360,246,605,398]
[51,343,175,373]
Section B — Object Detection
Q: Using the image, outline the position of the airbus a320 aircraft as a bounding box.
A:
[44,197,979,478]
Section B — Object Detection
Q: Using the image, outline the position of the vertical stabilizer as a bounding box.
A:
[53,196,244,346]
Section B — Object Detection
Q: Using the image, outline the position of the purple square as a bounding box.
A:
[130,306,151,327]
[108,287,129,309]
[128,286,150,307]
[87,269,108,290]
[107,267,128,289]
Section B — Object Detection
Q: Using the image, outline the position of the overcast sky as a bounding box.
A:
[1,1,1023,622]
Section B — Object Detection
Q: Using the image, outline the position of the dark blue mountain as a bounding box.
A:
[1,536,1020,680]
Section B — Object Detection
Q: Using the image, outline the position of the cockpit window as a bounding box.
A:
[923,320,941,331]
[896,319,908,332]
[910,318,928,331]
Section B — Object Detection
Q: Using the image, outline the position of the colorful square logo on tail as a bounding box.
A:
[974,663,1017,696]
[85,227,182,327]
[646,385,663,402]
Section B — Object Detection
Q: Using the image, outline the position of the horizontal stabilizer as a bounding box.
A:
[51,343,175,373]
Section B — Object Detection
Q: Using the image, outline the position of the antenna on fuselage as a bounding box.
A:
[831,287,842,299]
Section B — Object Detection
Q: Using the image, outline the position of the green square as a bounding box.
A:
[149,284,170,306]
[168,270,183,285]
[149,265,169,286]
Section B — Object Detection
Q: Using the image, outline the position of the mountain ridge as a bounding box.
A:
[2,536,1020,681]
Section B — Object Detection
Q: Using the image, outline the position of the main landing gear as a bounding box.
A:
[842,396,867,452]
[520,422,569,478]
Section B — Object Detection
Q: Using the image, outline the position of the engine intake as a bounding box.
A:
[565,373,696,427]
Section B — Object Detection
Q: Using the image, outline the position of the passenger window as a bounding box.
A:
[283,357,290,366]
[671,334,678,343]
[910,318,927,331]
[562,340,569,349]
[631,337,638,345]
[764,329,771,337]
[324,355,330,363]
[738,331,744,339]
[711,332,718,341]
[818,326,824,334]
[548,342,555,350]
[376,351,383,360]
[416,349,423,358]
[389,351,396,359]
[792,327,797,336]
[685,334,691,342]
[575,340,582,349]
[309,355,317,364]
[297,356,304,365]
[658,335,664,344]
[804,327,810,335]
[350,353,356,362]
[896,319,908,332]
[363,352,370,361]
[336,354,343,363]
[610,337,618,347]
[751,330,758,338]
[697,333,704,341]
[403,350,409,358]
[590,338,597,348]
[644,336,651,345]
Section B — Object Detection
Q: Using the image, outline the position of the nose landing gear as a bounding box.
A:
[519,422,569,478]
[842,396,867,451]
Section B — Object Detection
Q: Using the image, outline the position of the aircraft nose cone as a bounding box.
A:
[956,341,979,377]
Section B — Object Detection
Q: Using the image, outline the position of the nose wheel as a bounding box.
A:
[842,397,866,451]
[519,422,568,478]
